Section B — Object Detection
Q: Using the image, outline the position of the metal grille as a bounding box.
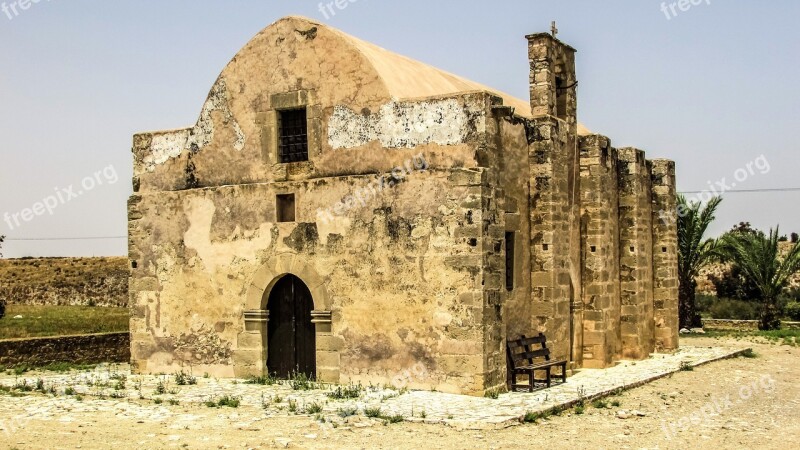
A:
[278,109,308,163]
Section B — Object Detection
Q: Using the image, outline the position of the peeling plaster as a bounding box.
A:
[142,130,190,173]
[328,99,485,149]
[316,215,351,245]
[186,78,246,154]
[183,197,273,274]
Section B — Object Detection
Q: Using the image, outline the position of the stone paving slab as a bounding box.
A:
[0,345,748,430]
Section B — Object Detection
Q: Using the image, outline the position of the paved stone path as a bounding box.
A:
[0,345,748,431]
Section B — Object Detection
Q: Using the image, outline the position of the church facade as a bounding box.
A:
[128,16,679,396]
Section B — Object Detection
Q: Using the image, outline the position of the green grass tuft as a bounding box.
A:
[327,383,363,400]
[364,407,382,418]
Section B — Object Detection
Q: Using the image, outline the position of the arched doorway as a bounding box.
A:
[266,274,316,379]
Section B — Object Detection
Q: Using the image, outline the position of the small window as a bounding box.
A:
[277,194,296,223]
[555,76,568,119]
[505,232,515,292]
[278,109,308,163]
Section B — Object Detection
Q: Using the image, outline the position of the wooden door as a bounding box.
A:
[266,275,316,379]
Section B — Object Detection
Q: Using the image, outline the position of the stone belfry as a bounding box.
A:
[526,31,583,367]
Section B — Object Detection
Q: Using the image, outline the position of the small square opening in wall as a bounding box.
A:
[590,246,597,253]
[278,108,308,163]
[662,246,668,253]
[277,194,296,223]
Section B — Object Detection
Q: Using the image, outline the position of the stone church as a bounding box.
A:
[128,16,679,396]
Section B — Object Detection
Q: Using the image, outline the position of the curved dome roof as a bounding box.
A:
[295,16,591,135]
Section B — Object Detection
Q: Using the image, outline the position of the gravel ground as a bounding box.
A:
[0,336,796,449]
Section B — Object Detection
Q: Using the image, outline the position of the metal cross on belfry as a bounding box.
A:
[551,21,558,37]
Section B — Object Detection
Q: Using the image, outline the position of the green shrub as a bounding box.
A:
[364,407,382,418]
[337,406,358,418]
[695,294,716,315]
[386,415,404,424]
[327,383,363,400]
[523,411,540,423]
[708,298,760,320]
[786,302,800,321]
[174,371,197,386]
[304,402,323,414]
[217,396,240,408]
[246,374,277,386]
[288,372,316,391]
[204,395,240,408]
[708,265,760,301]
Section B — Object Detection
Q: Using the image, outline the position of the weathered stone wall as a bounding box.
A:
[527,34,582,367]
[0,257,129,308]
[617,148,655,360]
[495,109,533,349]
[0,333,130,367]
[579,135,621,368]
[650,160,680,351]
[130,162,506,395]
[131,17,491,195]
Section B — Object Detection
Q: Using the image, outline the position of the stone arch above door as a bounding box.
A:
[244,253,331,312]
[235,253,337,381]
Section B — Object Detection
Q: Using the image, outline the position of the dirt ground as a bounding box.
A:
[1,336,797,450]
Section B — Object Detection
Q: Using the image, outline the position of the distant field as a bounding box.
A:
[0,304,129,340]
[0,257,129,308]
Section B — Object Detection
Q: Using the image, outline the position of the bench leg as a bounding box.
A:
[546,369,551,388]
[527,370,535,392]
[561,363,567,383]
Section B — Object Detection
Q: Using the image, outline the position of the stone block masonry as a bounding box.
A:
[579,135,621,368]
[617,148,656,360]
[650,160,680,351]
[527,33,582,368]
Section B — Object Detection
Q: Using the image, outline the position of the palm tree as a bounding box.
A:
[716,227,800,330]
[677,195,722,329]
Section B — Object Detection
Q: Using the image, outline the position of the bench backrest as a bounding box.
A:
[507,333,551,370]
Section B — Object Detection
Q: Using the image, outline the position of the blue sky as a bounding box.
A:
[1,0,798,258]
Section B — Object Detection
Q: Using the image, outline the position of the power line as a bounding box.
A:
[679,187,800,195]
[5,236,127,242]
[4,187,800,241]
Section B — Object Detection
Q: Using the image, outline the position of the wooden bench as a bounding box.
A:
[507,333,567,392]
